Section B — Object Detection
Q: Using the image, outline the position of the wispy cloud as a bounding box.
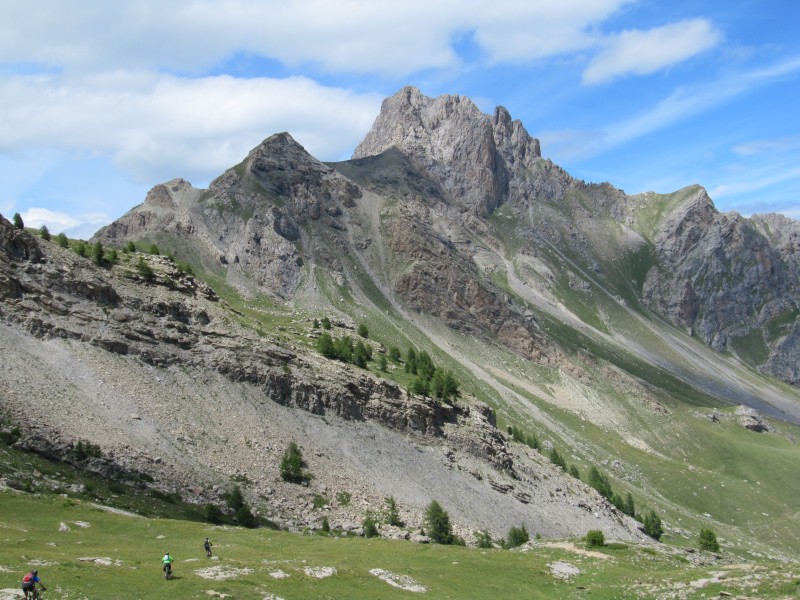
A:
[732,136,800,156]
[583,19,721,84]
[548,55,800,161]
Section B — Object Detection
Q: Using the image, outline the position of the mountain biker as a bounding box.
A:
[21,569,46,598]
[204,537,213,558]
[162,551,174,578]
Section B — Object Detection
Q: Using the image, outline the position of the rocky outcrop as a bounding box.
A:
[641,188,800,378]
[353,86,541,216]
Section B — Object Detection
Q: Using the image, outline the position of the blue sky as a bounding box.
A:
[1,0,799,239]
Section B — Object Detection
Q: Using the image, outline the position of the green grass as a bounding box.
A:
[2,491,799,599]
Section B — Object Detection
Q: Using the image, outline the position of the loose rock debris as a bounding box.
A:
[369,568,427,593]
[549,561,580,579]
[303,566,337,579]
[195,565,253,580]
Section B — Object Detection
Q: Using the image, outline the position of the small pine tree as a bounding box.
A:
[39,224,51,241]
[425,500,454,544]
[569,464,580,479]
[357,323,369,338]
[362,514,379,538]
[389,346,401,362]
[321,316,331,330]
[313,318,320,328]
[93,241,104,266]
[589,466,613,500]
[12,212,24,229]
[549,447,567,470]
[505,524,529,548]
[225,485,245,511]
[378,354,389,372]
[643,510,664,541]
[385,495,402,526]
[586,530,605,547]
[56,232,69,248]
[107,248,119,264]
[148,243,160,255]
[353,340,369,368]
[699,528,720,552]
[316,332,336,359]
[405,347,417,374]
[280,441,306,483]
[75,241,87,257]
[623,492,636,518]
[321,516,330,533]
[125,241,136,253]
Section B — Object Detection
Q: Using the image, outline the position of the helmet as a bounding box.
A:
[33,570,38,575]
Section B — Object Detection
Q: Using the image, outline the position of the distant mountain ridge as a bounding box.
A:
[96,86,800,393]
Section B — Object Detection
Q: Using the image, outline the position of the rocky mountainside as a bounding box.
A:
[0,214,643,542]
[3,87,800,555]
[96,87,800,393]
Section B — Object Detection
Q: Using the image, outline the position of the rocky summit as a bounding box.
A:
[2,87,800,555]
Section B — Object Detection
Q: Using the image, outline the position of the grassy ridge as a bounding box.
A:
[2,491,798,599]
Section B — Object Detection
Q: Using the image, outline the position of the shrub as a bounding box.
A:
[107,248,119,264]
[39,224,51,240]
[321,316,331,330]
[148,243,160,255]
[425,500,454,544]
[699,528,720,552]
[569,464,580,479]
[378,354,389,372]
[280,441,307,483]
[225,485,245,511]
[312,493,328,510]
[236,504,258,528]
[75,241,87,257]
[505,525,529,548]
[313,318,320,328]
[204,503,223,524]
[0,426,21,445]
[389,346,401,361]
[321,516,330,533]
[55,232,69,247]
[13,212,24,229]
[336,491,352,506]
[475,530,493,549]
[586,530,605,547]
[357,323,369,338]
[136,257,155,281]
[125,241,136,253]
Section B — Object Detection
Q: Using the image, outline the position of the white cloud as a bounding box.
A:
[0,72,383,183]
[583,19,721,84]
[21,207,81,230]
[0,0,634,76]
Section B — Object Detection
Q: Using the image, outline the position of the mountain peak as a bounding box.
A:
[353,87,541,215]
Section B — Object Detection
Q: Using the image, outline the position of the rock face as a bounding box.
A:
[353,86,540,216]
[641,187,800,383]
